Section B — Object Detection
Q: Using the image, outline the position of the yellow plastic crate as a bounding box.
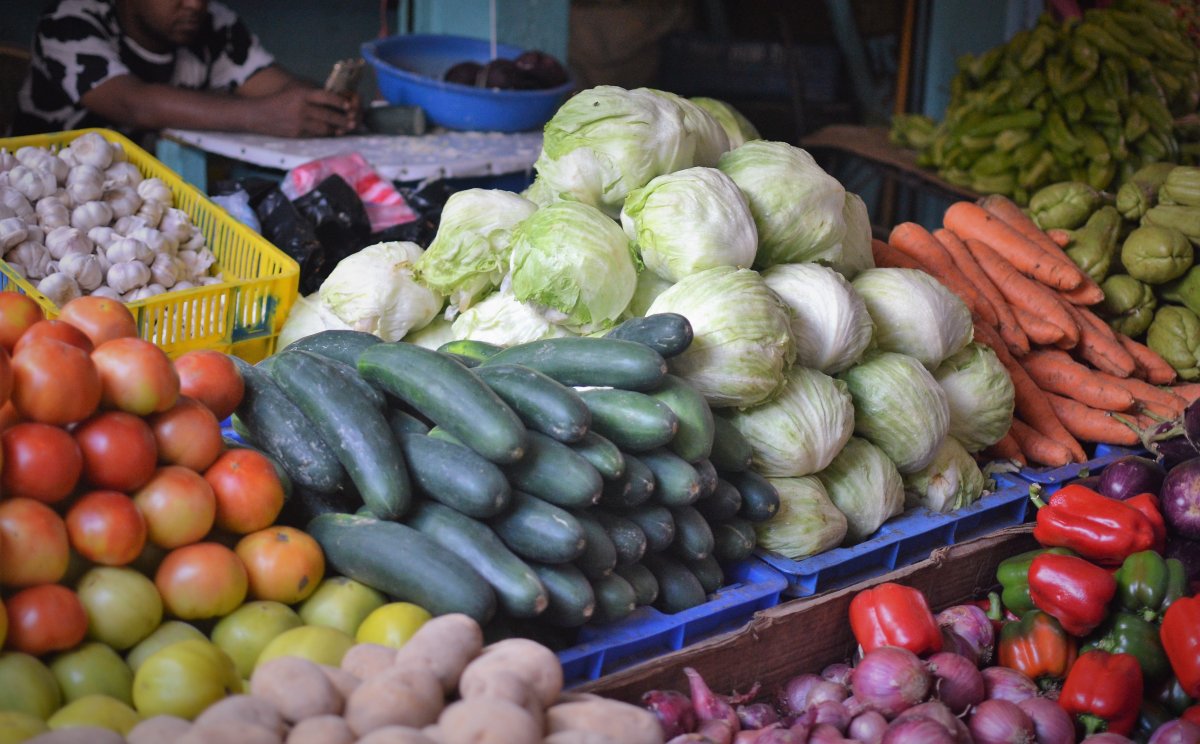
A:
[0,128,298,362]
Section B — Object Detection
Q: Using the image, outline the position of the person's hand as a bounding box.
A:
[258,86,358,137]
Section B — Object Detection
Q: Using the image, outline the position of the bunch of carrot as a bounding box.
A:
[876,194,1200,468]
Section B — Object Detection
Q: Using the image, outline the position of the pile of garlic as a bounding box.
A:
[0,132,222,306]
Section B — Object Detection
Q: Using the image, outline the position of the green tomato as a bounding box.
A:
[0,652,62,720]
[132,639,241,721]
[50,643,134,706]
[0,711,49,743]
[47,694,140,735]
[1121,225,1194,284]
[211,601,303,679]
[254,625,355,671]
[125,621,206,674]
[298,577,386,637]
[77,567,163,651]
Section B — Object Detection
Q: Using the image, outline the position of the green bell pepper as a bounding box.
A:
[1155,675,1197,716]
[1099,275,1157,337]
[1147,305,1200,381]
[1066,206,1123,283]
[1082,611,1171,684]
[1113,550,1187,622]
[1120,225,1194,285]
[1029,181,1102,230]
[1135,699,1177,742]
[998,547,1075,617]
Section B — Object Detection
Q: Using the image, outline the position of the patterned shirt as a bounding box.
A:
[13,0,274,135]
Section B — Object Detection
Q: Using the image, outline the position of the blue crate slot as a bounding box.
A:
[758,485,1031,598]
[1013,444,1144,486]
[219,416,244,445]
[558,557,787,686]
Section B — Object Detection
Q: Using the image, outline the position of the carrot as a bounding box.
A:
[1098,371,1189,419]
[1043,392,1142,445]
[1064,304,1138,379]
[966,238,1080,344]
[1010,419,1076,467]
[936,229,1029,356]
[1167,382,1200,404]
[1118,335,1177,385]
[987,431,1027,466]
[889,223,999,327]
[871,238,925,270]
[1046,228,1072,248]
[945,201,1082,291]
[1013,307,1067,346]
[1019,350,1137,411]
[1061,283,1105,306]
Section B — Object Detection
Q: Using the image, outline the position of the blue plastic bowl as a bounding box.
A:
[361,34,574,133]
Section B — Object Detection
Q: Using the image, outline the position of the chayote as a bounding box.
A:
[1116,162,1176,221]
[1120,225,1194,284]
[1065,206,1122,283]
[1147,305,1200,381]
[1030,181,1102,230]
[1159,266,1200,316]
[1099,274,1157,337]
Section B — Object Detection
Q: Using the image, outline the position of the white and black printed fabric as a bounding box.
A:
[13,0,273,135]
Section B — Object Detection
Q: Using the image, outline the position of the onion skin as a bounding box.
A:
[685,667,740,732]
[936,604,996,665]
[643,688,698,738]
[981,665,1040,704]
[779,674,824,716]
[1078,735,1135,743]
[822,662,854,687]
[851,647,931,718]
[1148,720,1200,744]
[849,711,888,744]
[809,723,853,744]
[969,698,1037,744]
[927,651,986,713]
[697,717,736,744]
[811,700,851,732]
[1016,697,1075,744]
[737,703,780,730]
[881,716,958,744]
[754,728,807,744]
[894,701,971,743]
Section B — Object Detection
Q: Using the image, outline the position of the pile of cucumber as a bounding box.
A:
[228,314,779,631]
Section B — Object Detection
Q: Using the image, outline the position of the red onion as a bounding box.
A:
[753,728,807,744]
[788,708,816,742]
[849,711,888,744]
[1016,697,1075,744]
[685,667,740,732]
[810,680,850,707]
[697,717,736,744]
[1149,720,1200,744]
[737,703,780,730]
[643,689,697,738]
[894,701,971,743]
[969,699,1036,744]
[842,695,870,717]
[1079,735,1134,744]
[940,628,979,662]
[881,716,958,744]
[927,651,985,713]
[668,736,716,743]
[936,603,995,665]
[851,647,931,718]
[822,662,854,687]
[779,674,823,715]
[809,723,854,744]
[811,700,851,732]
[981,666,1039,704]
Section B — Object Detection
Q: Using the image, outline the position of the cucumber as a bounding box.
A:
[307,513,497,623]
[685,555,724,594]
[572,512,618,581]
[271,351,411,520]
[475,364,590,443]
[276,486,360,529]
[694,459,718,499]
[530,562,595,627]
[406,501,548,619]
[388,408,430,436]
[727,470,781,523]
[695,479,743,523]
[643,553,708,614]
[321,356,387,412]
[437,339,504,363]
[618,504,675,553]
[604,313,693,358]
[442,353,481,368]
[590,511,647,566]
[598,454,655,510]
[283,329,382,366]
[615,563,659,606]
[230,357,346,493]
[489,492,587,564]
[481,337,668,391]
[427,426,464,445]
[589,573,637,625]
[359,343,528,464]
[710,415,753,472]
[648,375,714,463]
[570,431,625,481]
[669,505,715,561]
[502,431,603,509]
[640,449,703,507]
[713,519,757,563]
[577,389,678,452]
[398,433,512,518]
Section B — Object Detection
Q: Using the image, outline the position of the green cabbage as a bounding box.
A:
[621,167,757,283]
[451,290,574,346]
[717,141,847,269]
[278,293,350,349]
[508,201,638,332]
[403,314,456,350]
[626,270,674,318]
[755,476,847,559]
[762,263,874,374]
[817,436,905,544]
[317,241,443,342]
[648,89,731,167]
[828,192,875,280]
[690,97,761,149]
[647,266,795,408]
[839,351,951,474]
[933,343,1015,452]
[852,267,974,370]
[902,436,985,513]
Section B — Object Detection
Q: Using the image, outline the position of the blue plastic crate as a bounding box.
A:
[757,484,1033,598]
[1006,443,1147,493]
[558,557,787,687]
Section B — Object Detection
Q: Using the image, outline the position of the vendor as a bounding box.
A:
[12,0,359,138]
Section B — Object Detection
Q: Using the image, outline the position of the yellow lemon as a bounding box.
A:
[354,602,432,649]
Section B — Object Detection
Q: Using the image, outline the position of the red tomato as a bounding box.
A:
[148,396,223,472]
[11,337,102,425]
[174,350,244,422]
[0,498,70,587]
[0,401,21,433]
[203,449,285,535]
[65,491,147,567]
[4,584,89,655]
[91,337,180,416]
[73,411,158,492]
[14,319,94,353]
[1,422,83,504]
[235,527,325,604]
[0,292,45,352]
[0,346,11,405]
[133,466,217,549]
[155,542,248,620]
[57,296,139,348]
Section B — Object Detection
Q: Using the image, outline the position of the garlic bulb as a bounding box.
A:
[66,164,105,203]
[106,237,152,265]
[109,141,127,164]
[176,248,217,279]
[158,208,193,245]
[6,263,25,280]
[113,215,148,235]
[198,275,224,286]
[173,280,195,291]
[181,228,205,252]
[57,147,77,168]
[8,165,55,202]
[23,225,45,245]
[45,226,94,260]
[0,217,29,250]
[0,150,16,172]
[128,226,175,255]
[36,197,70,229]
[103,162,143,190]
[16,148,69,184]
[94,249,112,275]
[37,272,82,306]
[71,201,114,232]
[59,252,105,292]
[149,252,180,288]
[0,187,34,221]
[6,240,53,280]
[107,260,151,293]
[87,226,120,250]
[103,186,142,219]
[69,132,114,170]
[0,204,13,220]
[89,286,122,300]
[15,146,46,168]
[129,283,166,301]
[136,178,172,206]
[136,199,165,228]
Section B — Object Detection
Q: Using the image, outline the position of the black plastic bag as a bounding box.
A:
[255,187,325,294]
[293,175,371,277]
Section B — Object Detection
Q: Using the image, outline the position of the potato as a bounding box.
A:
[345,666,444,736]
[341,643,397,679]
[554,692,605,705]
[177,721,282,744]
[25,728,126,744]
[391,613,482,692]
[250,656,342,722]
[286,714,355,744]
[126,715,191,744]
[542,733,620,744]
[319,664,362,699]
[457,669,543,729]
[458,639,562,708]
[193,694,286,736]
[438,698,541,744]
[357,725,441,744]
[545,700,662,744]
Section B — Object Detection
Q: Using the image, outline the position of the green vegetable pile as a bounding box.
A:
[891,0,1200,203]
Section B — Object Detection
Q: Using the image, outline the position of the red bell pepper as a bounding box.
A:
[1161,596,1200,698]
[1028,552,1116,637]
[1184,705,1200,727]
[1059,649,1144,735]
[1032,484,1156,565]
[849,582,942,656]
[1124,492,1167,554]
[998,610,1078,686]
[971,592,1016,634]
